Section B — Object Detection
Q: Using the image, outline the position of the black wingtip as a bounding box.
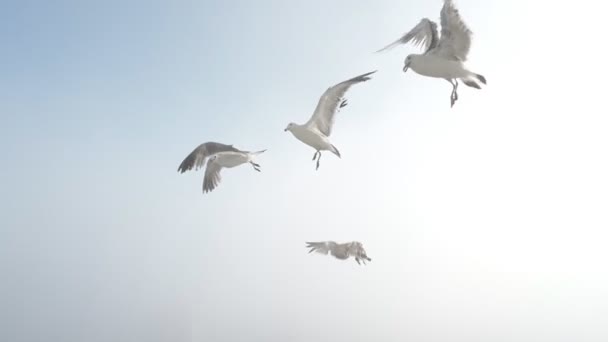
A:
[365,70,378,77]
[361,70,378,81]
[462,80,481,89]
[331,144,341,158]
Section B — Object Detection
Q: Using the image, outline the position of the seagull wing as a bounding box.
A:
[178,142,240,173]
[304,71,376,137]
[306,241,331,255]
[376,18,439,54]
[306,241,351,260]
[434,0,472,61]
[306,241,340,255]
[202,158,223,193]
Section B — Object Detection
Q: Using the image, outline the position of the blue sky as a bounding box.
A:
[2,0,608,341]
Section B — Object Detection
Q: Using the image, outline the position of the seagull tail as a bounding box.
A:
[462,79,481,89]
[330,145,341,158]
[461,72,486,89]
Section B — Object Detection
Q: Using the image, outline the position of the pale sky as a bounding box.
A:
[2,0,608,341]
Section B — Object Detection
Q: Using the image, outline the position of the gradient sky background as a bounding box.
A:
[2,0,608,341]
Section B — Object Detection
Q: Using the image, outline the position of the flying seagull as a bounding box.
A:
[306,241,372,265]
[376,0,486,107]
[284,71,377,170]
[177,142,265,193]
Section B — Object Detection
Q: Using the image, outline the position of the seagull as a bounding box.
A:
[376,0,486,107]
[306,241,372,265]
[177,142,265,193]
[284,71,377,170]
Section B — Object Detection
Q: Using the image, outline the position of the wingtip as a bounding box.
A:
[363,70,378,79]
[354,70,377,83]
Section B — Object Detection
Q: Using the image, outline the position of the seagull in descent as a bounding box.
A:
[306,241,372,265]
[284,71,377,170]
[177,142,265,193]
[376,0,486,107]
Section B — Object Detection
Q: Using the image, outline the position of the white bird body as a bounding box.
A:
[409,54,469,79]
[285,70,376,169]
[213,151,257,168]
[287,125,337,155]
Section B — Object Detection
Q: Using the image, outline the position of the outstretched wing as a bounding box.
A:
[306,241,333,255]
[305,71,376,137]
[202,158,223,193]
[434,0,472,61]
[376,18,439,54]
[306,241,353,260]
[178,142,240,173]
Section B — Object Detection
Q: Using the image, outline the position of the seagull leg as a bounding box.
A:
[312,151,319,161]
[250,162,261,172]
[355,258,361,265]
[445,78,458,107]
[316,152,322,170]
[449,79,459,108]
[339,99,348,109]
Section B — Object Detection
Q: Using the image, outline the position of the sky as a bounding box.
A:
[1,0,608,341]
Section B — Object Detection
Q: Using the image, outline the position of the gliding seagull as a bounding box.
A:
[284,71,376,170]
[306,241,372,265]
[177,142,265,193]
[377,0,486,107]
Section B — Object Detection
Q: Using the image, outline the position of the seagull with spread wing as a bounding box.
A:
[177,142,265,193]
[377,0,486,107]
[284,71,376,170]
[306,241,372,265]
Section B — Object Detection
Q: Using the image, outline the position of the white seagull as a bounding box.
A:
[177,142,265,193]
[377,0,486,107]
[306,241,372,265]
[284,71,376,170]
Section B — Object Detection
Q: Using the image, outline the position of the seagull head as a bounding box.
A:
[284,123,296,132]
[403,55,413,73]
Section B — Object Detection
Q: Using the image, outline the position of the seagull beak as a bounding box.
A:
[403,65,409,73]
[284,128,288,132]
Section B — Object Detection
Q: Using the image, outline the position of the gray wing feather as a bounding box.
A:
[376,18,439,54]
[306,241,332,255]
[306,241,350,259]
[202,159,223,193]
[305,71,376,137]
[178,142,240,173]
[435,0,472,61]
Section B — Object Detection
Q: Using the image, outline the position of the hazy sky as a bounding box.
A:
[2,0,608,341]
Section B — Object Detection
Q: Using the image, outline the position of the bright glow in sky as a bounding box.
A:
[2,0,608,341]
